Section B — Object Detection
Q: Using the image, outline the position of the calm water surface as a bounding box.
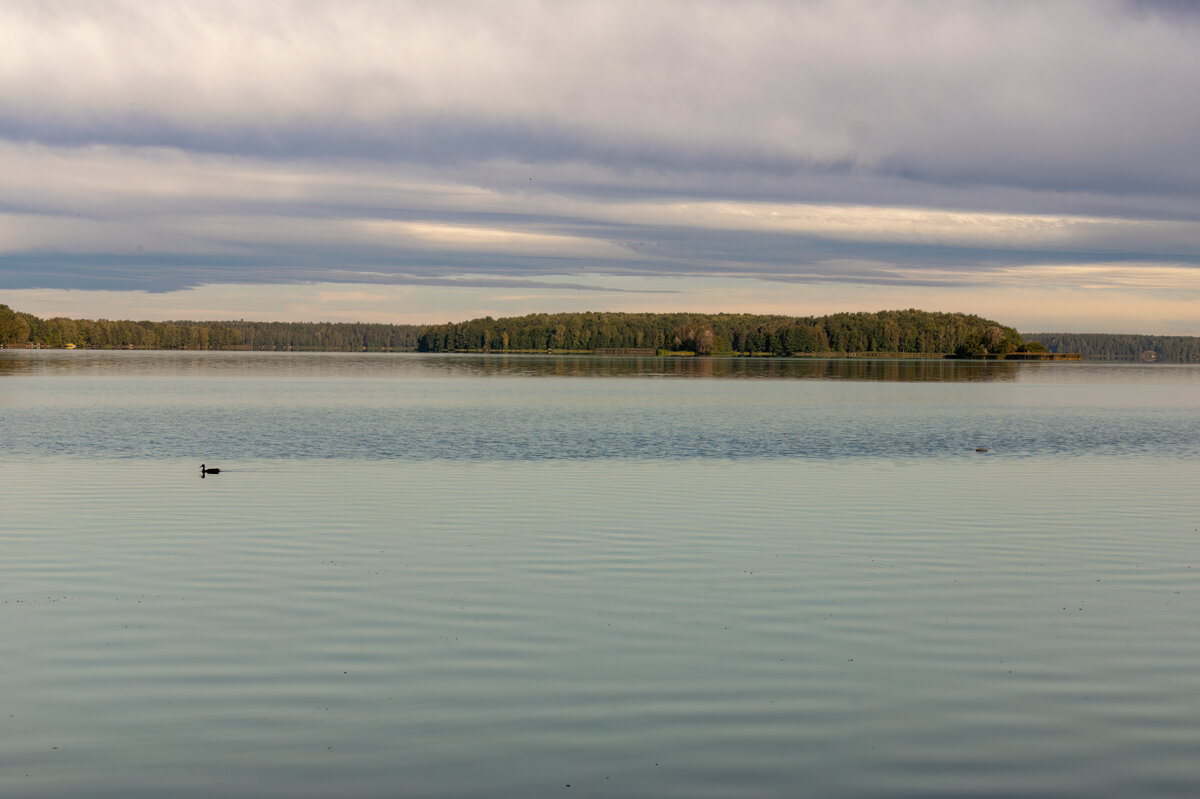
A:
[3,352,1199,797]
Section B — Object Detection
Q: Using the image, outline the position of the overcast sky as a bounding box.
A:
[3,0,1199,332]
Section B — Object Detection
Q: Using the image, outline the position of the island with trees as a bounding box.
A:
[416,309,1048,358]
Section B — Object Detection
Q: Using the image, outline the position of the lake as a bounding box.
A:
[3,351,1199,798]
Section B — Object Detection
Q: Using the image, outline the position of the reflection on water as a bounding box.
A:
[434,354,1027,381]
[3,351,1200,462]
[6,349,1200,384]
[0,349,1082,382]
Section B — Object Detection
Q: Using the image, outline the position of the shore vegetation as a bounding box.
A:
[10,303,1196,361]
[417,309,1030,357]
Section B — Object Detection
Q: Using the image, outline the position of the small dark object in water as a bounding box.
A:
[975,447,988,453]
[200,464,221,475]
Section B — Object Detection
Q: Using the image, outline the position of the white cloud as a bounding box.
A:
[351,220,637,260]
[4,2,1197,183]
[7,139,1196,265]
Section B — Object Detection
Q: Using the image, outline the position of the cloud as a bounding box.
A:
[5,1,1198,187]
[3,135,1199,297]
[1,1,1198,331]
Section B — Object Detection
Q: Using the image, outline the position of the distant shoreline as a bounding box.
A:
[2,303,1195,361]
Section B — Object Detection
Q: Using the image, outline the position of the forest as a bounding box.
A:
[416,309,1030,356]
[1,304,1026,356]
[7,301,1197,361]
[1025,332,1200,363]
[0,304,422,351]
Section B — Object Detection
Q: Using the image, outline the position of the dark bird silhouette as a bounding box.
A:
[200,464,221,476]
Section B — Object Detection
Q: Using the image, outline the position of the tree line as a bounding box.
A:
[417,309,1030,356]
[0,304,422,351]
[1025,332,1200,363]
[14,301,1194,361]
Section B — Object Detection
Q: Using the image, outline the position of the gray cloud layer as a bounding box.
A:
[2,0,1198,300]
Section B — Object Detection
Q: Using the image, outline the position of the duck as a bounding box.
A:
[200,464,221,475]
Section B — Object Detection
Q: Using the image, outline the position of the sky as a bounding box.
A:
[2,0,1199,333]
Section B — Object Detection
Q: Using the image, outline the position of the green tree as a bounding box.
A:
[0,304,31,345]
